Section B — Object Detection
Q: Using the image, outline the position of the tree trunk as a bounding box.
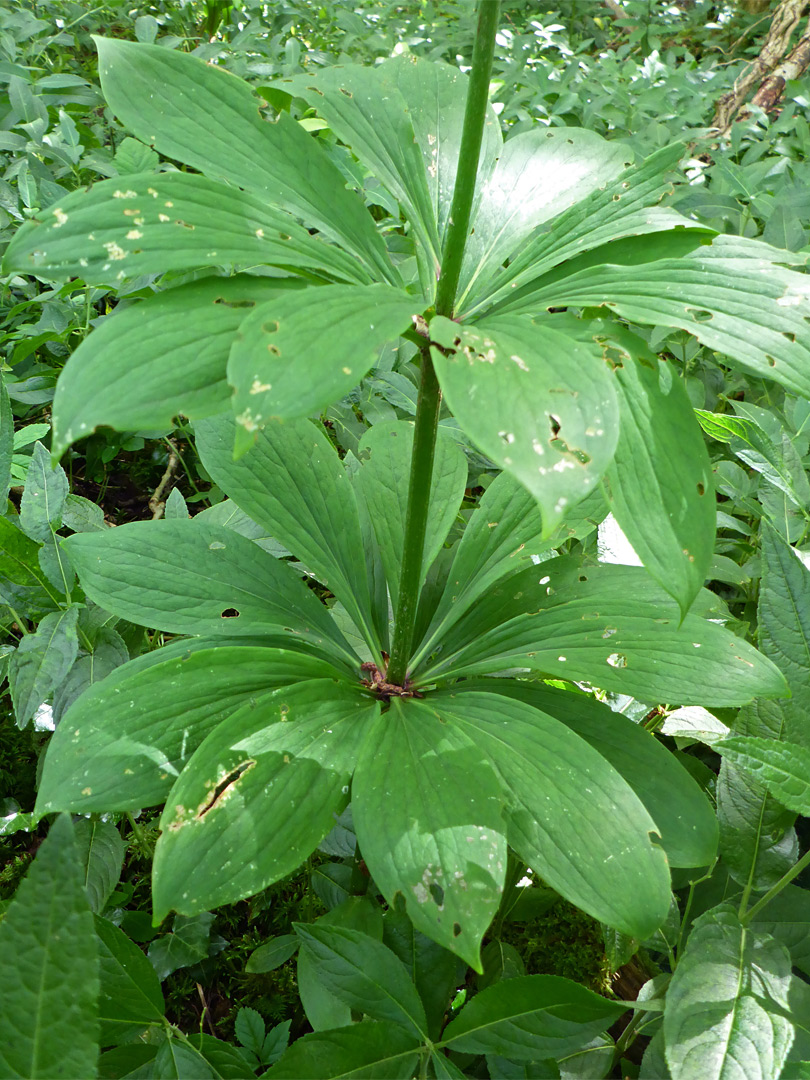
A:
[712,0,810,133]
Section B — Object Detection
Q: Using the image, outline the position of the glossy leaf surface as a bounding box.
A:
[153,680,379,918]
[353,698,506,970]
[433,689,671,938]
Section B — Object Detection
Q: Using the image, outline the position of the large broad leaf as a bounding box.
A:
[433,689,671,939]
[439,974,625,1060]
[294,925,428,1039]
[196,413,377,654]
[664,904,793,1080]
[227,283,414,452]
[36,644,340,814]
[519,245,810,399]
[51,276,303,458]
[94,915,165,1045]
[63,519,355,661]
[759,525,810,748]
[456,128,631,313]
[463,679,717,869]
[153,680,379,919]
[92,37,395,283]
[355,421,467,608]
[266,1020,420,1080]
[716,737,810,816]
[352,698,506,970]
[3,172,369,285]
[420,560,787,706]
[278,57,501,300]
[429,315,619,535]
[0,815,99,1080]
[594,321,715,614]
[751,885,810,979]
[462,143,707,319]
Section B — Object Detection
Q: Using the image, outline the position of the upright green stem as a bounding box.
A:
[742,846,810,924]
[386,0,500,686]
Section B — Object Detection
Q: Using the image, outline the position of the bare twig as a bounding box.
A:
[603,0,628,19]
[148,439,180,519]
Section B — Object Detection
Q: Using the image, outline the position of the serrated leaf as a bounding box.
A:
[716,737,810,816]
[294,924,428,1039]
[37,643,344,813]
[91,37,395,283]
[227,284,413,450]
[52,625,130,726]
[0,815,99,1079]
[439,974,625,1060]
[52,276,304,458]
[148,912,215,980]
[19,441,68,543]
[429,315,618,535]
[74,817,126,913]
[353,698,506,970]
[433,689,671,938]
[62,519,354,662]
[383,904,461,1041]
[297,946,352,1032]
[94,915,165,1044]
[235,1007,265,1055]
[266,1020,420,1079]
[6,173,367,285]
[196,413,377,657]
[356,421,467,608]
[8,604,80,727]
[664,904,793,1080]
[750,886,810,978]
[114,136,159,174]
[153,681,379,919]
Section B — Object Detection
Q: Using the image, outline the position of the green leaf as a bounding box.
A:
[153,681,379,918]
[246,934,300,973]
[189,1033,259,1079]
[37,643,339,813]
[8,604,80,727]
[750,885,810,978]
[297,947,352,1032]
[521,243,810,399]
[356,422,467,608]
[266,1019,420,1079]
[759,525,810,747]
[0,815,99,1080]
[74,817,126,913]
[383,903,461,1040]
[433,689,671,939]
[429,315,619,535]
[353,698,506,970]
[94,915,165,1044]
[595,322,715,614]
[457,128,630,312]
[148,912,215,980]
[439,974,625,1060]
[114,135,159,174]
[53,625,130,726]
[154,1038,215,1079]
[0,371,12,502]
[235,1007,265,1055]
[4,173,369,286]
[63,519,354,660]
[227,283,413,449]
[467,680,717,869]
[422,560,787,707]
[196,413,377,656]
[92,37,395,283]
[716,737,810,816]
[52,276,304,459]
[663,904,793,1080]
[294,924,428,1039]
[19,441,68,542]
[0,516,61,602]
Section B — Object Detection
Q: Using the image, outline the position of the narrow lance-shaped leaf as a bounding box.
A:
[36,644,346,814]
[227,283,414,454]
[664,904,794,1080]
[52,276,304,460]
[3,172,370,286]
[93,914,165,1045]
[63,519,355,662]
[434,689,671,939]
[8,604,80,727]
[196,413,378,657]
[0,371,13,502]
[91,37,396,283]
[429,315,619,535]
[153,680,380,920]
[352,698,506,971]
[19,441,68,543]
[0,815,99,1080]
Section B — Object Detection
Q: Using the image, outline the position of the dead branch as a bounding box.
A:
[712,0,810,134]
[148,439,180,519]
